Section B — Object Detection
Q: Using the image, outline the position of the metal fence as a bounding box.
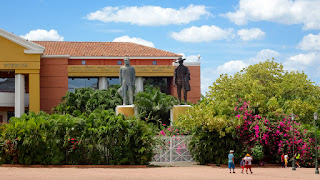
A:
[153,135,193,162]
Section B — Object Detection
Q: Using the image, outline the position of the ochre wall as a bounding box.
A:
[40,58,68,112]
[171,65,201,104]
[68,59,173,65]
[0,36,41,113]
[0,36,40,69]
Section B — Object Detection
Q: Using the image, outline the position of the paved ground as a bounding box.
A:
[0,166,319,180]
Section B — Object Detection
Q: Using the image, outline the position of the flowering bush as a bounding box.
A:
[157,124,191,137]
[234,99,316,166]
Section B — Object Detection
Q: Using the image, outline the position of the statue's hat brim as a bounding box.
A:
[176,58,186,63]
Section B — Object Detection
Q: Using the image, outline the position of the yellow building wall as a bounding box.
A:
[29,73,40,113]
[0,36,41,113]
[0,36,40,69]
[68,65,174,77]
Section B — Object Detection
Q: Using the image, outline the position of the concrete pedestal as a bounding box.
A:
[170,105,192,124]
[116,105,137,116]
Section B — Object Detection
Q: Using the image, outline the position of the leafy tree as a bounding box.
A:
[189,127,242,165]
[176,60,320,135]
[53,87,122,116]
[135,86,179,126]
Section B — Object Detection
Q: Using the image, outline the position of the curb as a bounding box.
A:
[1,164,148,168]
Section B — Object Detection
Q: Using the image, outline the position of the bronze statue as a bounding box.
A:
[174,57,190,105]
[118,57,135,105]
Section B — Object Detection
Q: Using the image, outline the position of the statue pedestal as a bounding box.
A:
[170,105,192,125]
[116,105,137,116]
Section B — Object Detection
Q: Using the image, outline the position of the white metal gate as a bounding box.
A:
[153,135,193,162]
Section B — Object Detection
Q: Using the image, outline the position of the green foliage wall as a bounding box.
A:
[135,86,179,125]
[189,127,242,165]
[54,86,178,126]
[53,87,122,116]
[0,110,154,165]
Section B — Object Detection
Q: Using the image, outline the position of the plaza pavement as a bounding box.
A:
[0,166,319,180]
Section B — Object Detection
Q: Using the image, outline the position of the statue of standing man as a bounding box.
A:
[174,57,190,105]
[118,57,135,105]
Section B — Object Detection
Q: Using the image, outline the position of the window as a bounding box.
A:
[68,78,98,92]
[153,61,157,65]
[144,77,170,94]
[117,60,122,65]
[108,78,120,88]
[0,78,15,92]
[81,60,86,65]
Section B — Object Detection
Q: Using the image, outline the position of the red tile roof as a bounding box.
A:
[33,41,181,57]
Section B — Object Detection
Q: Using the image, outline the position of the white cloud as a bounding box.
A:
[177,53,201,62]
[216,60,248,75]
[224,0,320,30]
[20,29,64,41]
[86,5,210,26]
[284,52,320,71]
[298,33,320,51]
[112,35,155,47]
[237,28,265,41]
[249,49,280,63]
[171,25,234,42]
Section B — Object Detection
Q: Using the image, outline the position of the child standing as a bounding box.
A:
[244,154,253,174]
[240,158,245,173]
[284,153,289,168]
[228,150,235,173]
[281,153,285,168]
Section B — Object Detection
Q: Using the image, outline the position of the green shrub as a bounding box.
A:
[251,144,264,161]
[0,110,154,165]
[135,86,179,125]
[188,127,242,165]
[53,87,122,116]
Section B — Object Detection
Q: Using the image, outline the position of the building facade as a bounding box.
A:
[0,28,201,123]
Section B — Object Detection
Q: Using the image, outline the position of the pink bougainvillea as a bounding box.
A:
[234,99,315,166]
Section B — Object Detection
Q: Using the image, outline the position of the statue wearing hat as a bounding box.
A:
[174,57,191,105]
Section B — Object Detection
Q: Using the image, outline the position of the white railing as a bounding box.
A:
[0,92,29,107]
[153,135,193,162]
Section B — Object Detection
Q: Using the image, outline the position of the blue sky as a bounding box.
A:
[1,0,320,94]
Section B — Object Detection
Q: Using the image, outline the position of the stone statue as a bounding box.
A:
[174,57,190,105]
[118,57,135,105]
